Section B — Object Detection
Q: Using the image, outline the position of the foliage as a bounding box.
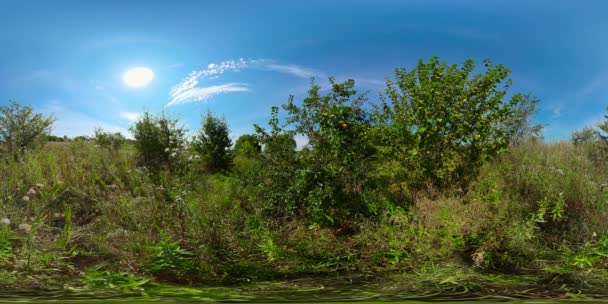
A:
[377,56,532,191]
[0,100,55,160]
[192,111,232,172]
[257,78,377,225]
[599,107,608,144]
[0,226,14,265]
[146,237,198,281]
[572,127,600,146]
[130,112,186,172]
[93,127,126,153]
[233,134,261,158]
[80,266,149,290]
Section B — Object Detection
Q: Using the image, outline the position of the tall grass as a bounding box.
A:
[0,139,607,291]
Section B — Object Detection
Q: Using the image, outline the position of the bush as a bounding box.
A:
[130,112,186,172]
[93,127,126,154]
[256,79,377,225]
[0,100,55,161]
[376,57,534,191]
[192,112,232,173]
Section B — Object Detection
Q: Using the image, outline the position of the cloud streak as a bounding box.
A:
[168,83,250,107]
[120,111,141,122]
[264,63,320,78]
[168,58,324,107]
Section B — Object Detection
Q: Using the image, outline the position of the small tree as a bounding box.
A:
[192,112,232,172]
[0,100,55,160]
[130,112,186,171]
[571,127,600,146]
[233,134,261,158]
[256,79,376,225]
[93,127,126,154]
[378,56,534,191]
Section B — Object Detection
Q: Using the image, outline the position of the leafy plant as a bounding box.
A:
[0,226,14,265]
[377,56,533,191]
[192,111,233,172]
[146,237,198,280]
[80,265,149,290]
[93,127,126,154]
[0,100,55,160]
[130,112,186,173]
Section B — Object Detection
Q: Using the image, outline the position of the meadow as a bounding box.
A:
[1,57,608,300]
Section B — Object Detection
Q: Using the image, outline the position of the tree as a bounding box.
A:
[0,100,55,160]
[130,112,186,171]
[233,134,261,158]
[192,111,232,172]
[256,79,377,225]
[571,127,600,146]
[508,94,543,145]
[599,107,608,144]
[377,56,534,191]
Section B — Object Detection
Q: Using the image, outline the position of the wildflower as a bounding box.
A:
[1,218,10,226]
[18,223,31,233]
[556,168,564,176]
[593,232,598,238]
[27,188,36,197]
[21,196,29,202]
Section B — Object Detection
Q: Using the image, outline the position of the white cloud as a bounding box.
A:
[168,58,324,107]
[552,105,562,118]
[42,101,131,138]
[265,63,320,79]
[168,83,250,107]
[120,111,140,122]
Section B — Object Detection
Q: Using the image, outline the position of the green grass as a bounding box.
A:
[0,140,606,299]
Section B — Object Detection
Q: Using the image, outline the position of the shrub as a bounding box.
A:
[0,100,55,160]
[192,112,232,173]
[130,112,186,172]
[377,56,534,191]
[256,79,377,225]
[93,127,126,154]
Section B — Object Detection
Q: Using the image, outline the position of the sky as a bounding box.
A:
[1,0,607,143]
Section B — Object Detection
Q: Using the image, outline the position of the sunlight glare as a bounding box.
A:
[122,67,155,88]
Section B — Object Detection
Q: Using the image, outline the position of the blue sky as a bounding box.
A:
[1,0,607,143]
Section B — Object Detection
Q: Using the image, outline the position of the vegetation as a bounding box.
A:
[0,101,55,160]
[192,111,233,173]
[1,57,608,298]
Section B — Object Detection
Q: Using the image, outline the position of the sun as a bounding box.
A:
[123,67,155,88]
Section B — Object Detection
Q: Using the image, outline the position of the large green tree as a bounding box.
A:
[0,100,55,160]
[256,79,376,225]
[192,111,233,172]
[376,56,534,191]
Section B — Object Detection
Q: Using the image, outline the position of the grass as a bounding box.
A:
[0,139,606,299]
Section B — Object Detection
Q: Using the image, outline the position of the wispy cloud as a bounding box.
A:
[579,73,608,97]
[264,63,320,78]
[42,100,131,138]
[552,105,562,118]
[168,58,324,107]
[168,83,250,107]
[120,111,141,122]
